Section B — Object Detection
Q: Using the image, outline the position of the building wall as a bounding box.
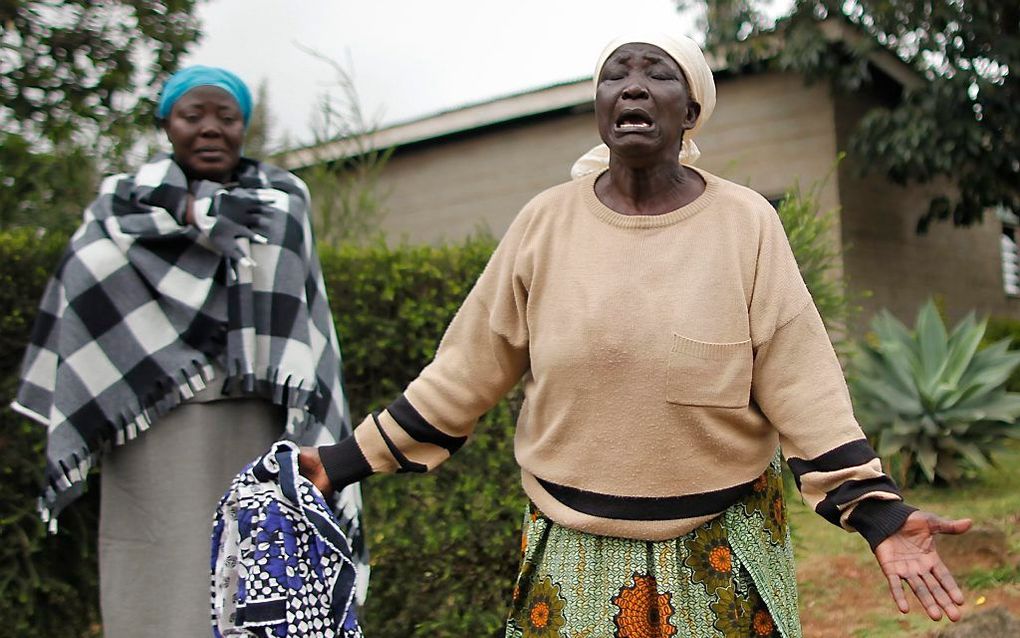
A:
[833,92,1020,323]
[696,73,842,215]
[337,70,1017,322]
[373,73,844,251]
[375,110,597,243]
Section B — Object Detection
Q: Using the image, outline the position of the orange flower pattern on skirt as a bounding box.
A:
[611,573,677,638]
[683,515,734,595]
[742,460,788,546]
[504,453,801,638]
[752,606,780,638]
[516,575,566,638]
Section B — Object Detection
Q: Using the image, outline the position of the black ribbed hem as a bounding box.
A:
[535,475,757,521]
[318,436,374,491]
[848,499,918,551]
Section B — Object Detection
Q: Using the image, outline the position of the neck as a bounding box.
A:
[184,170,231,185]
[597,157,703,216]
[174,157,237,186]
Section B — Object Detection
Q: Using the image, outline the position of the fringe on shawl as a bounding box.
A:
[29,359,327,532]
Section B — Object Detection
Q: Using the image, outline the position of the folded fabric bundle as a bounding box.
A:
[212,441,363,638]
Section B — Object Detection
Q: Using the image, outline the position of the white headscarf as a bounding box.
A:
[570,33,717,180]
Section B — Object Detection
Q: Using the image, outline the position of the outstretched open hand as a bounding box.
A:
[874,510,972,621]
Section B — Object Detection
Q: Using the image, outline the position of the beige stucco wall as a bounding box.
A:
[696,73,842,214]
[374,111,597,243]
[373,73,843,250]
[833,92,1020,323]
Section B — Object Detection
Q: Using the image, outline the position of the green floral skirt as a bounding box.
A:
[506,456,802,638]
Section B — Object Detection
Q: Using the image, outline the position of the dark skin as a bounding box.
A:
[162,84,244,188]
[593,43,704,216]
[299,450,331,497]
[593,44,972,622]
[301,42,973,624]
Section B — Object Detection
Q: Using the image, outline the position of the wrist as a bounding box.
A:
[318,436,374,491]
[850,499,918,551]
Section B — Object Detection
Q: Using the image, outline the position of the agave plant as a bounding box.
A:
[851,300,1020,486]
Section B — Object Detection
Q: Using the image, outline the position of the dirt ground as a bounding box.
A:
[797,553,1020,637]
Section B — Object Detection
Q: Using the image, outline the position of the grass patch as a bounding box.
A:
[962,565,1020,590]
[850,613,944,637]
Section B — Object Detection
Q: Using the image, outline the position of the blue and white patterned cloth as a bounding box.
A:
[212,441,363,638]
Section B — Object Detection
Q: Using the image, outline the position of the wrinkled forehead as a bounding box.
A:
[604,43,677,67]
[598,42,689,83]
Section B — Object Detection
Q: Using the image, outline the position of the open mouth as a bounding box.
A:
[615,109,654,131]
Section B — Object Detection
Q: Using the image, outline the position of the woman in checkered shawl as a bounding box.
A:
[13,66,364,637]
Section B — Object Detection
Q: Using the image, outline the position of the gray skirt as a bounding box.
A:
[98,395,282,638]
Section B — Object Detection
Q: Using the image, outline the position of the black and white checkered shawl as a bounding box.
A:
[12,153,368,595]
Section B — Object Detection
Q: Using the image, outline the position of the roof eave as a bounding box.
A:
[276,19,921,169]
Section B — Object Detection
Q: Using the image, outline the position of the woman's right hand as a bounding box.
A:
[298,446,334,499]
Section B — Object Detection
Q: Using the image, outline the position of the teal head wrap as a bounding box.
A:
[157,65,253,125]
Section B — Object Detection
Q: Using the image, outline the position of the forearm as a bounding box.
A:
[319,206,532,491]
[319,344,526,490]
[321,288,528,491]
[754,303,912,546]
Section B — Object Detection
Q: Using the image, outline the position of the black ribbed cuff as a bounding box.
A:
[318,436,374,491]
[848,499,918,551]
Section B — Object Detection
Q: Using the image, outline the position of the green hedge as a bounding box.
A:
[8,215,1011,635]
[0,230,524,638]
[323,239,525,637]
[0,230,104,637]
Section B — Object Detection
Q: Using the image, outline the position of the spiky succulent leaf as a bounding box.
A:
[851,300,1020,486]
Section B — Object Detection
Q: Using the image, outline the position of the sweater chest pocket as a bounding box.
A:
[666,334,753,408]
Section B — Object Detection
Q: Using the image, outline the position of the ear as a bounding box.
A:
[683,100,702,131]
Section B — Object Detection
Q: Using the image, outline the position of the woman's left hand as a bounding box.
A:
[874,511,972,621]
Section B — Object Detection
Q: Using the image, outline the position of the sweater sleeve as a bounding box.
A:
[320,213,532,490]
[749,208,915,550]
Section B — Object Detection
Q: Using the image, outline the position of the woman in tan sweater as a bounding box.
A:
[300,34,970,637]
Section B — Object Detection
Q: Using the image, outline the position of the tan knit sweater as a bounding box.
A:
[321,167,913,546]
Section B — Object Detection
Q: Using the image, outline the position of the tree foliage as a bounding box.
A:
[1,0,200,150]
[0,134,96,231]
[0,0,202,231]
[678,0,1019,232]
[774,166,857,349]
